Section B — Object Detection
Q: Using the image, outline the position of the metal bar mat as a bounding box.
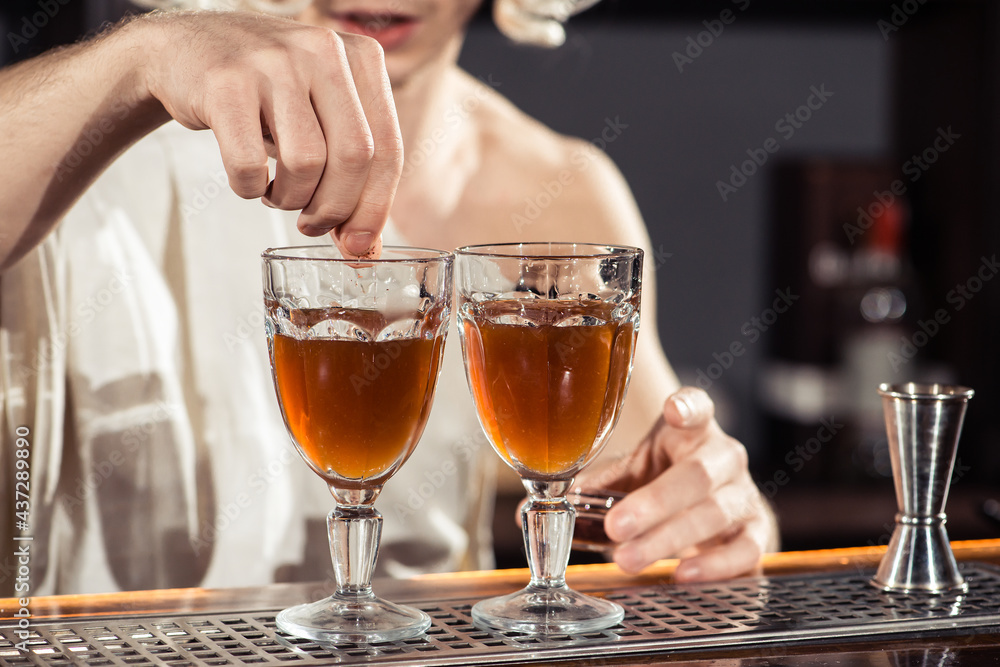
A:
[4,563,1000,666]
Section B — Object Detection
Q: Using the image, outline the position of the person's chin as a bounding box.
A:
[383,53,422,88]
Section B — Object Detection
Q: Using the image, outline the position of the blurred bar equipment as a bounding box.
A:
[872,382,974,593]
[764,159,912,486]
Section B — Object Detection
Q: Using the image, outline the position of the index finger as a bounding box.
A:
[604,435,743,544]
[301,34,402,256]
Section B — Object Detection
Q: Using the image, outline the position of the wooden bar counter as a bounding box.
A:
[3,540,1000,665]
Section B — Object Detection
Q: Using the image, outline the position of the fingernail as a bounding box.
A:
[611,511,637,542]
[345,232,374,256]
[673,394,693,423]
[675,562,701,582]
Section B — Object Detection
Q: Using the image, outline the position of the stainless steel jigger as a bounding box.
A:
[872,382,974,594]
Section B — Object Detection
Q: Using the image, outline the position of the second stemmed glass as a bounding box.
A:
[455,242,643,634]
[262,245,452,644]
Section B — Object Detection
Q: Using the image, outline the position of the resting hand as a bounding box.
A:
[575,387,777,582]
[139,11,402,255]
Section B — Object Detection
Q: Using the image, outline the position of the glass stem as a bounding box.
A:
[522,478,574,590]
[328,505,381,599]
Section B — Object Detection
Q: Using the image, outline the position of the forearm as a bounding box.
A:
[0,17,169,271]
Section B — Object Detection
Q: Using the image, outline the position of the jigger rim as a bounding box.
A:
[878,382,974,401]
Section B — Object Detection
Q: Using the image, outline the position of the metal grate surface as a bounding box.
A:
[3,563,1000,666]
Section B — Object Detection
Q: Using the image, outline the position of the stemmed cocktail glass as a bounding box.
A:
[262,245,452,643]
[455,242,642,634]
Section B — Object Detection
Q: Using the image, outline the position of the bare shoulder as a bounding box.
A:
[454,70,649,249]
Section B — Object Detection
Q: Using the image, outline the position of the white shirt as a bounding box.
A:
[0,122,496,595]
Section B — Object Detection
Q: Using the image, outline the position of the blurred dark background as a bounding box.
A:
[4,0,997,562]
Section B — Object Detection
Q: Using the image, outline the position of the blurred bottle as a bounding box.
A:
[761,159,916,485]
[836,195,910,481]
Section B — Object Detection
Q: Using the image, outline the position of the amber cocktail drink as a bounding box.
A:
[463,299,635,477]
[272,314,442,485]
[262,246,452,644]
[456,242,642,635]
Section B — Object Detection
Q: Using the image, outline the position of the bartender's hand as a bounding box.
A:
[0,10,400,269]
[142,11,400,255]
[575,387,778,582]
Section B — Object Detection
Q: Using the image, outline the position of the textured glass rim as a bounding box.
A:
[262,244,453,263]
[878,382,974,401]
[454,241,641,260]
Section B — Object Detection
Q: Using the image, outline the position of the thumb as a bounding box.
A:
[663,387,715,430]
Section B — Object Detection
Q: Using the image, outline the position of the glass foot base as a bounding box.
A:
[472,585,624,635]
[277,594,431,644]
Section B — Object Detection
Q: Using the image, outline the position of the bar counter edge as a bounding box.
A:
[3,539,1000,622]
